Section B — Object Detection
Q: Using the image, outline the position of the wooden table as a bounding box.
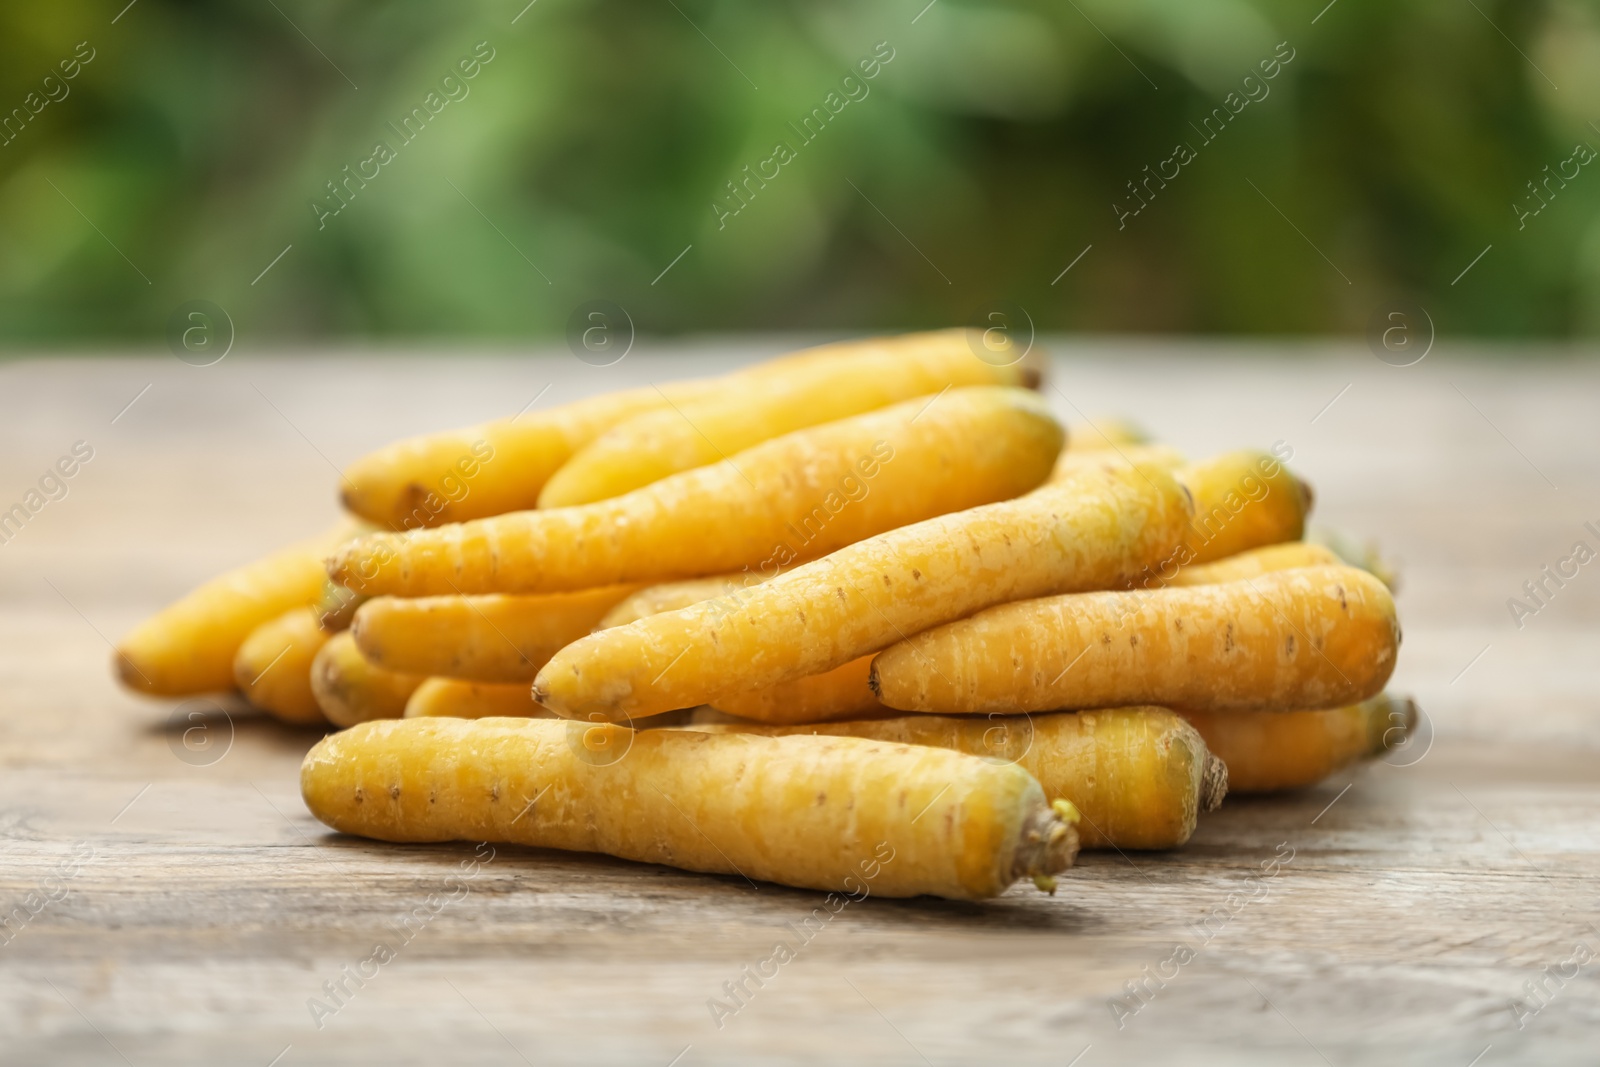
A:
[2,341,1597,1066]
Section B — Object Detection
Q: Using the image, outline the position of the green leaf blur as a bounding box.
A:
[2,0,1598,342]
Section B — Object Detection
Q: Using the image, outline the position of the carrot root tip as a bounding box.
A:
[1015,802,1080,891]
[113,649,151,692]
[1200,754,1229,812]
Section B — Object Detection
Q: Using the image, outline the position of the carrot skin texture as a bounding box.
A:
[537,329,1034,507]
[710,656,886,724]
[339,333,1006,527]
[607,576,882,724]
[115,523,355,696]
[329,386,1063,598]
[534,460,1192,722]
[316,581,367,634]
[694,708,1226,850]
[233,608,330,725]
[1053,448,1309,568]
[709,541,1340,725]
[338,381,717,530]
[870,565,1399,715]
[598,574,763,630]
[310,631,425,728]
[1178,449,1311,565]
[404,677,555,719]
[1180,694,1416,793]
[300,718,1079,900]
[1162,542,1342,587]
[352,585,638,683]
[657,539,1328,727]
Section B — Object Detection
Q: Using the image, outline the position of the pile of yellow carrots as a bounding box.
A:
[113,330,1407,901]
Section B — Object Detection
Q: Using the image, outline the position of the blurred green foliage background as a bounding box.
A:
[3,0,1600,344]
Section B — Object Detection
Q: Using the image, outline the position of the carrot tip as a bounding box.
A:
[113,649,153,692]
[1199,755,1229,813]
[1371,693,1420,754]
[1017,351,1045,391]
[1015,802,1079,890]
[1296,476,1315,518]
[1400,696,1419,738]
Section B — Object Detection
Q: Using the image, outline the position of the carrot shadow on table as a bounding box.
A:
[142,696,329,763]
[310,834,1094,932]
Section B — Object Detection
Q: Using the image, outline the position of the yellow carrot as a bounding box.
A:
[339,380,721,530]
[1163,541,1342,586]
[310,632,425,728]
[597,574,761,629]
[537,329,1037,507]
[1180,694,1416,793]
[330,386,1063,598]
[709,656,887,724]
[534,460,1192,722]
[709,543,1343,724]
[337,335,960,528]
[232,608,329,725]
[652,539,1330,726]
[404,677,555,719]
[1053,449,1312,580]
[301,718,1079,899]
[116,521,357,696]
[402,682,694,724]
[1178,449,1311,565]
[870,565,1399,715]
[693,708,1226,850]
[316,581,366,633]
[352,585,637,683]
[604,576,882,724]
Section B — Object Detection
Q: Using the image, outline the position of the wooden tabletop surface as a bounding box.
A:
[2,340,1597,1066]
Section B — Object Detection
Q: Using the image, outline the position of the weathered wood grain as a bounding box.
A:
[1,342,1597,1066]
